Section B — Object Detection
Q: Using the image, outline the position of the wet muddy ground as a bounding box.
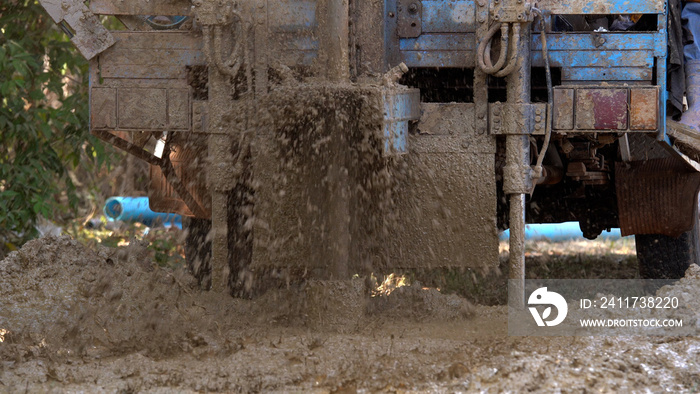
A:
[1,236,698,392]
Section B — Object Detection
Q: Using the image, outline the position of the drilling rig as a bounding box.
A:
[40,0,700,299]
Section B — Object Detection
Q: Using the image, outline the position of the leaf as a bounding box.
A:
[542,307,552,320]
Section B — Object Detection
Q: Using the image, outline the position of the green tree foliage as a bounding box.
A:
[0,1,113,243]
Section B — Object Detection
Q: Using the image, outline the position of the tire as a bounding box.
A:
[184,217,212,288]
[635,207,700,279]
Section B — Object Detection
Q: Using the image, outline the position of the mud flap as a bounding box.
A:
[616,158,700,236]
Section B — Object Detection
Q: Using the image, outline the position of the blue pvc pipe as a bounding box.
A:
[500,222,625,242]
[104,197,182,229]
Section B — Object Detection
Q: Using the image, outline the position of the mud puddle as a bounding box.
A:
[1,236,699,392]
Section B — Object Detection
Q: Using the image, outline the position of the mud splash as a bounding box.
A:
[1,236,699,392]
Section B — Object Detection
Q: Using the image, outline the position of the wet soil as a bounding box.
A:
[1,236,699,392]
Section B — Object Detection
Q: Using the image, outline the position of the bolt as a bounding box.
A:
[535,115,542,122]
[597,37,606,45]
[388,12,395,17]
[517,13,524,21]
[477,0,486,6]
[409,3,418,14]
[61,2,69,10]
[494,117,500,123]
[478,15,485,22]
[493,14,500,20]
[535,108,542,115]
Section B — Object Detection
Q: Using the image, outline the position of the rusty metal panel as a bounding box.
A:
[535,0,664,14]
[562,67,652,82]
[98,31,204,80]
[401,51,475,67]
[630,88,659,130]
[531,50,653,68]
[110,31,203,50]
[90,88,116,129]
[117,88,168,130]
[168,90,190,130]
[532,33,657,52]
[390,103,498,269]
[399,33,475,50]
[421,0,475,33]
[269,0,317,31]
[101,64,189,80]
[553,88,574,130]
[616,158,700,237]
[89,0,192,16]
[397,0,422,37]
[575,88,628,130]
[39,0,115,59]
[88,30,203,133]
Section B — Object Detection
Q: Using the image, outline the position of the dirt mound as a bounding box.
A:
[0,235,232,360]
[0,236,476,363]
[1,238,699,392]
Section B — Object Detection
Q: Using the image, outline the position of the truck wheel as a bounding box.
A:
[184,217,212,288]
[635,214,699,279]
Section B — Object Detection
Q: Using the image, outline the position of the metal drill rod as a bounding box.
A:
[326,0,350,81]
[505,22,531,308]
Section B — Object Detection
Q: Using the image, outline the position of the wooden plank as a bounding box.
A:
[90,0,191,16]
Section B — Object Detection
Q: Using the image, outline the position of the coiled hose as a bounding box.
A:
[477,22,522,77]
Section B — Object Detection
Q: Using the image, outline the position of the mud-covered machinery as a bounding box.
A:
[41,0,700,297]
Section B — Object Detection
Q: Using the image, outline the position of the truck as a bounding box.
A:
[39,0,700,299]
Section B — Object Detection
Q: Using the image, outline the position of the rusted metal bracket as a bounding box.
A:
[397,0,421,38]
[490,0,533,23]
[591,31,606,48]
[91,129,208,218]
[192,0,235,25]
[489,103,547,135]
[38,0,115,60]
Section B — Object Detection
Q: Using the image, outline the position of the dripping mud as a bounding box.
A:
[0,236,698,392]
